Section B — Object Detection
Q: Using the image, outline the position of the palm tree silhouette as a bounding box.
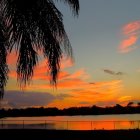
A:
[0,0,80,98]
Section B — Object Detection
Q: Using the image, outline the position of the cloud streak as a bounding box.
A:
[103,69,124,76]
[119,36,138,53]
[118,96,132,102]
[119,20,140,53]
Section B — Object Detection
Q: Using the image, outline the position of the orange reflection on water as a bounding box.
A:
[65,121,139,130]
[1,116,140,130]
[92,121,115,130]
[67,121,92,130]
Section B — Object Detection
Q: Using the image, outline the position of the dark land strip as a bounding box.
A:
[0,129,140,140]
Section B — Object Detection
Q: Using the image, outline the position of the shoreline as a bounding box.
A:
[0,129,140,140]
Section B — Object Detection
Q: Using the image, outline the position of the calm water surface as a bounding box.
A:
[1,114,140,130]
[3,114,140,121]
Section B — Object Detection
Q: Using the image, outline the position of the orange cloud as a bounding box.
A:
[60,57,73,69]
[46,80,123,108]
[57,79,86,89]
[27,70,88,91]
[119,36,138,53]
[33,68,88,82]
[26,79,84,91]
[119,20,140,53]
[67,69,89,80]
[8,56,73,81]
[71,80,123,98]
[118,96,132,102]
[32,57,73,80]
[123,20,140,35]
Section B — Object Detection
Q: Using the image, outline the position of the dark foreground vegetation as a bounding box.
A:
[1,103,140,118]
[0,129,140,140]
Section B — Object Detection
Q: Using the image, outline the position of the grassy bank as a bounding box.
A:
[0,129,140,140]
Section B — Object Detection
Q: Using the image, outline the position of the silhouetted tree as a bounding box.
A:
[127,102,134,107]
[137,102,140,106]
[0,0,80,98]
[1,104,140,117]
[115,104,122,107]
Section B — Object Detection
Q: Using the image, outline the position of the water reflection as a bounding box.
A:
[1,114,140,130]
[0,120,140,130]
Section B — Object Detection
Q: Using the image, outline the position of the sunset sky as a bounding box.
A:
[2,0,140,109]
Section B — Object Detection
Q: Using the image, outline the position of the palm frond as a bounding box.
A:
[0,17,9,99]
[17,33,38,86]
[37,0,73,85]
[41,25,62,85]
[1,0,73,86]
[0,0,79,91]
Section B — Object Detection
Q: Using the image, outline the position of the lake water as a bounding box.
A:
[0,114,140,130]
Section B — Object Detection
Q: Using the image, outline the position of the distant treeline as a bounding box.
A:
[1,104,140,118]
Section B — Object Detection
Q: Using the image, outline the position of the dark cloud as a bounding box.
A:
[89,82,95,85]
[1,91,71,108]
[116,72,123,75]
[56,93,72,100]
[79,101,90,105]
[103,69,124,76]
[96,101,116,107]
[3,91,55,108]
